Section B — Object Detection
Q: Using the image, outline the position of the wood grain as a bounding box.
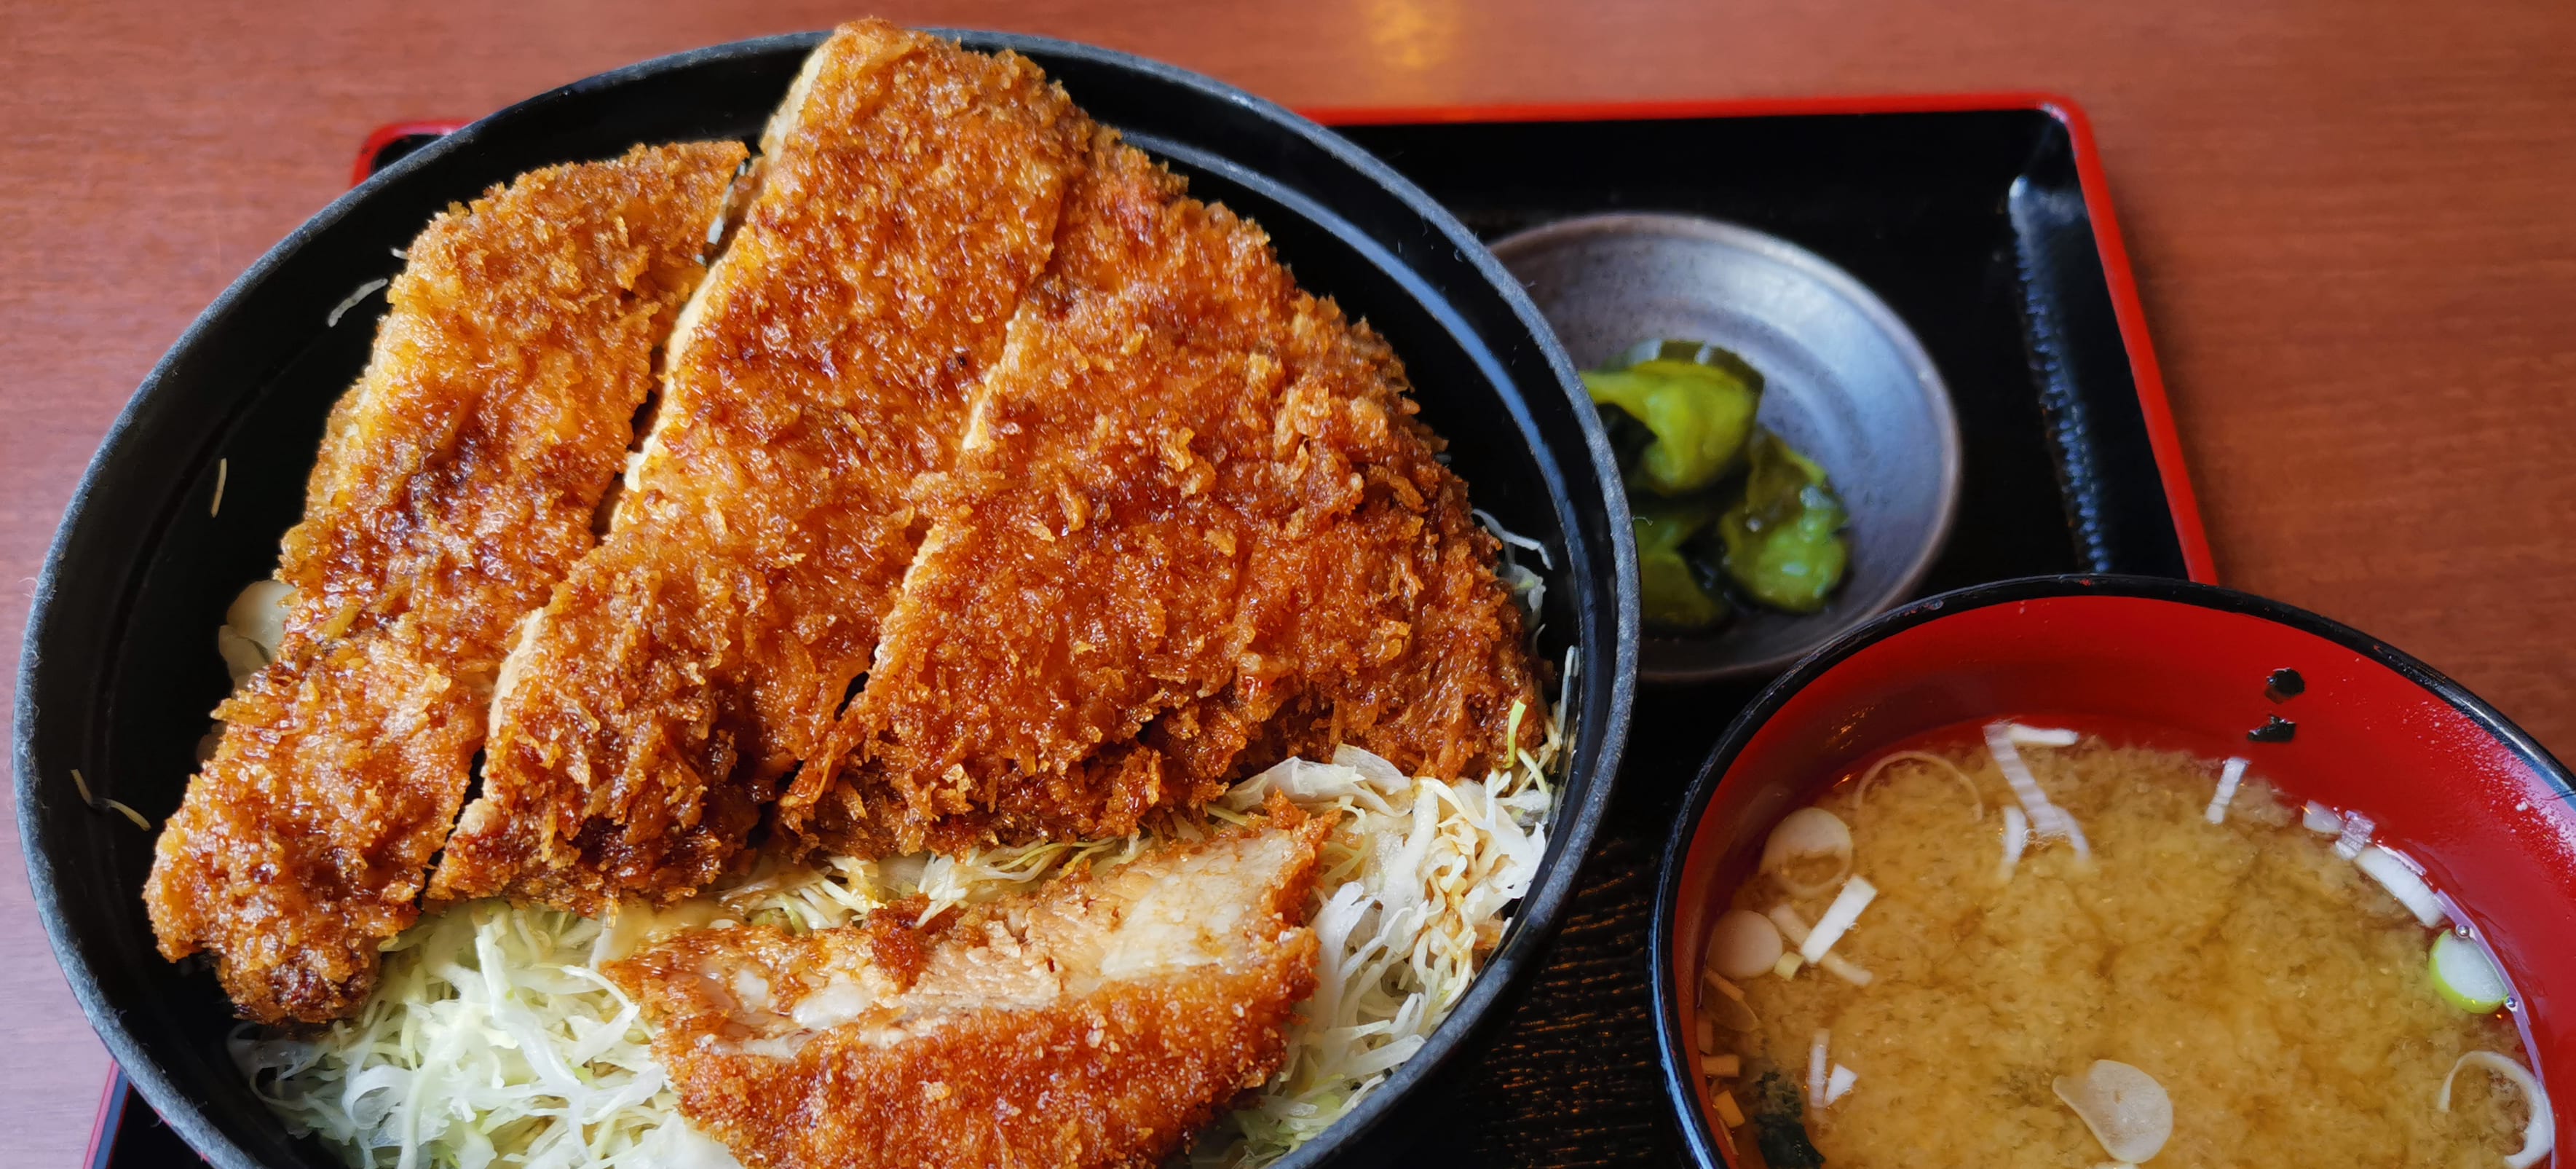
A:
[5,1,2572,1162]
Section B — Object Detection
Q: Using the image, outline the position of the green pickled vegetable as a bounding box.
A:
[1581,358,1761,497]
[1614,339,1768,393]
[1584,339,1856,626]
[1595,399,1657,477]
[2430,932,2510,1013]
[1633,507,1728,630]
[1718,430,1850,614]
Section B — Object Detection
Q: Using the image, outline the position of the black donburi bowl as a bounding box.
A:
[15,29,1639,1169]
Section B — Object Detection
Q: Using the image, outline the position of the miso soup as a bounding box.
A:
[1691,723,2550,1169]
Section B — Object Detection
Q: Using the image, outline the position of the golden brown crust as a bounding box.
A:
[427,22,1094,913]
[609,816,1331,1169]
[685,965,1316,1169]
[141,141,746,1023]
[788,132,1543,856]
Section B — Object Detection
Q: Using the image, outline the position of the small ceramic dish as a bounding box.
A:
[1650,574,2574,1165]
[1491,212,1961,684]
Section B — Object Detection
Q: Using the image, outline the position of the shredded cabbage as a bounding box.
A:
[237,838,1141,1169]
[234,904,724,1169]
[1189,726,1557,1168]
[242,521,1565,1169]
[246,716,1555,1169]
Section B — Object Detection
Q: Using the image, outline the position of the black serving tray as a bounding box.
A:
[92,95,2210,1169]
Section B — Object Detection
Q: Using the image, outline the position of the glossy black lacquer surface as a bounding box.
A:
[22,31,1638,1169]
[368,112,2188,596]
[1339,111,2192,588]
[1316,109,2197,1164]
[95,104,2191,1169]
[90,72,2198,1169]
[307,105,2194,1163]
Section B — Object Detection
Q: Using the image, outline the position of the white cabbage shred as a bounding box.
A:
[233,905,726,1169]
[242,718,1560,1169]
[237,521,1563,1169]
[1190,730,1557,1167]
[1471,509,1557,648]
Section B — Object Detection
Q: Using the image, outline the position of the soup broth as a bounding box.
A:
[1696,726,2543,1168]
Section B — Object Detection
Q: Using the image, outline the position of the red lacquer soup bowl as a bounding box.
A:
[1651,574,2574,1167]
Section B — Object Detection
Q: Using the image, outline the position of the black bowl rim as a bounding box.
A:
[16,26,1640,1169]
[1645,571,2576,1168]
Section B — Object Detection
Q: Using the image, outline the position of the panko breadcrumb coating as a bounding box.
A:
[609,810,1332,1169]
[788,127,1542,857]
[430,22,1091,913]
[143,141,745,1023]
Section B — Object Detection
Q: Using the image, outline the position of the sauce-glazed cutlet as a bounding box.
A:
[607,808,1331,1169]
[428,23,1092,913]
[143,142,745,1023]
[787,135,1543,857]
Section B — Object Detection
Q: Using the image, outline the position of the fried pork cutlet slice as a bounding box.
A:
[428,23,1091,913]
[787,135,1543,856]
[608,811,1330,1169]
[142,142,746,1023]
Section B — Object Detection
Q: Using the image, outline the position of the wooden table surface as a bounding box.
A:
[5,0,2572,1162]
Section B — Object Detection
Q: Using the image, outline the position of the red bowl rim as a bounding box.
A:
[1645,571,2576,1166]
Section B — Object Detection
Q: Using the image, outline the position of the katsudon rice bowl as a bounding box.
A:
[17,20,1635,1169]
[1656,578,2575,1169]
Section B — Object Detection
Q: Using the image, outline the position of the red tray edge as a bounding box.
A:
[120,88,2217,1164]
[350,119,467,186]
[1307,92,2214,586]
[86,1068,121,1169]
[341,93,2216,588]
